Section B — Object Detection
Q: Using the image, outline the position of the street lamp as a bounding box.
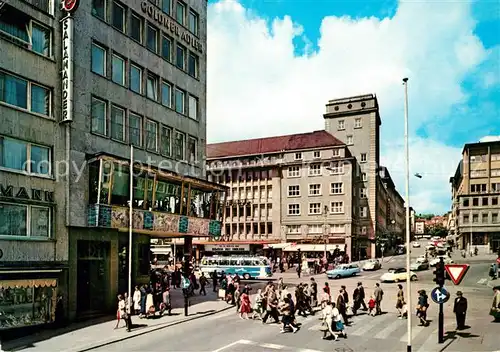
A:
[403,77,412,352]
[323,205,328,262]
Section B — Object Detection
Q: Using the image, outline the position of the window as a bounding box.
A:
[338,120,345,130]
[471,184,487,193]
[492,153,500,161]
[188,136,197,162]
[332,149,340,157]
[313,151,320,159]
[463,215,469,224]
[112,1,126,32]
[482,197,489,206]
[110,105,125,141]
[145,120,158,151]
[287,166,300,177]
[288,185,300,197]
[91,97,106,135]
[188,10,199,35]
[347,135,353,145]
[162,0,171,13]
[176,0,186,25]
[129,113,142,147]
[174,131,186,160]
[362,172,367,181]
[482,213,488,223]
[162,35,172,61]
[160,126,171,156]
[361,226,367,234]
[288,225,300,234]
[175,88,185,114]
[130,64,142,93]
[130,13,143,42]
[472,214,479,223]
[470,155,487,163]
[354,118,362,128]
[111,54,125,85]
[188,95,198,120]
[330,224,345,234]
[360,188,367,198]
[493,213,499,223]
[309,224,322,234]
[146,24,158,52]
[176,44,186,70]
[91,43,106,76]
[0,72,50,116]
[491,168,500,177]
[0,136,51,175]
[309,184,321,196]
[471,169,487,178]
[329,161,344,174]
[492,197,498,206]
[472,198,479,206]
[92,0,106,19]
[0,202,51,238]
[288,204,300,216]
[161,82,171,107]
[188,53,198,77]
[31,23,51,57]
[463,198,469,207]
[295,152,302,160]
[146,74,158,101]
[492,183,500,192]
[360,153,367,162]
[309,164,321,176]
[330,202,344,214]
[330,182,343,194]
[359,206,367,217]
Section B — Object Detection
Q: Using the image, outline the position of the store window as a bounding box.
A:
[0,202,51,238]
[0,136,51,175]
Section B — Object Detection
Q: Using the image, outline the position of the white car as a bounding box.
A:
[363,259,382,271]
[430,256,454,267]
[380,268,418,282]
[412,242,421,248]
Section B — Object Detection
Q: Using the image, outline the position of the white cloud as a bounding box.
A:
[206,0,491,213]
[479,135,500,142]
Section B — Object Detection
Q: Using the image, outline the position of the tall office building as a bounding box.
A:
[0,0,223,329]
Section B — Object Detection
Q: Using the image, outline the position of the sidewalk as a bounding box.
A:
[1,288,231,352]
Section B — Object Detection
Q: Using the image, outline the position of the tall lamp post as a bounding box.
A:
[403,77,412,352]
[323,205,328,260]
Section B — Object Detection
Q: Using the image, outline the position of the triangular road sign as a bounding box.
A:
[444,264,470,285]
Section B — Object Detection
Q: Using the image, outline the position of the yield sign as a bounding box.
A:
[444,264,470,285]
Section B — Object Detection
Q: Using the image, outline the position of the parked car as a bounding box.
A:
[430,256,454,267]
[380,267,418,282]
[363,259,382,271]
[326,264,361,279]
[412,242,421,248]
[410,259,430,271]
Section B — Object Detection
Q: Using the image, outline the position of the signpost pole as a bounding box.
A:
[438,256,444,344]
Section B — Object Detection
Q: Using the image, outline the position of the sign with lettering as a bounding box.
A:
[61,15,74,122]
[205,244,250,252]
[140,1,203,54]
[61,0,80,13]
[0,185,54,203]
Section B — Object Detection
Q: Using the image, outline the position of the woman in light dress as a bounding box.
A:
[252,289,264,320]
[133,286,141,315]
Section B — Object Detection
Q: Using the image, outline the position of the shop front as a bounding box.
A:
[197,240,279,258]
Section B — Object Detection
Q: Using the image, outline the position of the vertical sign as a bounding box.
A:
[61,0,79,122]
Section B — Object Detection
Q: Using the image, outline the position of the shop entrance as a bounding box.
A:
[76,240,110,314]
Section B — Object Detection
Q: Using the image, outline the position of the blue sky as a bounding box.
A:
[206,0,500,214]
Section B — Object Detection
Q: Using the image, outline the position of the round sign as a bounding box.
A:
[62,0,80,13]
[431,286,450,304]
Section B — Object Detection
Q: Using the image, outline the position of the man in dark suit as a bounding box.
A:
[453,291,468,330]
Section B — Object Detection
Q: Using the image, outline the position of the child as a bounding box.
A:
[368,296,376,316]
[400,302,408,319]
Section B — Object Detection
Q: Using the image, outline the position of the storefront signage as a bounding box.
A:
[140,1,203,54]
[205,244,250,252]
[61,0,80,13]
[61,14,74,122]
[0,185,54,203]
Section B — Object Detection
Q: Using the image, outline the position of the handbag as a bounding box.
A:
[346,305,353,316]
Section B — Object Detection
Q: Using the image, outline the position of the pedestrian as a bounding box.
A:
[262,286,280,324]
[331,302,347,339]
[453,291,467,330]
[416,290,429,326]
[115,294,125,329]
[239,288,251,319]
[310,278,318,307]
[352,282,367,315]
[199,272,207,296]
[252,289,264,320]
[396,284,405,318]
[373,283,384,315]
[133,286,141,315]
[211,270,218,292]
[490,285,500,322]
[296,263,302,278]
[279,297,299,333]
[336,289,349,326]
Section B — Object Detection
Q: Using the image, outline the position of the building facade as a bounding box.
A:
[206,131,365,259]
[449,140,500,253]
[1,0,222,329]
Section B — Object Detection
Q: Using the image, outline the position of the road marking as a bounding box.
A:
[400,325,426,342]
[415,329,438,352]
[260,343,285,349]
[206,309,236,321]
[298,349,323,352]
[477,278,487,285]
[212,340,250,352]
[350,314,382,336]
[238,340,256,345]
[373,318,405,339]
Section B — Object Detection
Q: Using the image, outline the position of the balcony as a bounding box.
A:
[85,154,226,238]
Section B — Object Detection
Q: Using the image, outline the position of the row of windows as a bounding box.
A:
[287,202,344,216]
[470,153,500,163]
[91,97,197,162]
[92,0,199,77]
[292,149,340,161]
[287,183,345,197]
[91,43,198,120]
[0,70,51,117]
[470,183,500,193]
[462,196,499,207]
[462,212,500,224]
[227,187,272,199]
[287,224,346,234]
[0,135,51,176]
[287,162,344,177]
[470,168,500,178]
[0,202,51,238]
[338,117,363,130]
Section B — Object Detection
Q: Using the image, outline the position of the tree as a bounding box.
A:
[428,223,447,238]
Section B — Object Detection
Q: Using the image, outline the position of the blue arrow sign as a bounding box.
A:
[431,286,450,304]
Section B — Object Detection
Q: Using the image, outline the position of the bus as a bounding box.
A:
[199,255,272,280]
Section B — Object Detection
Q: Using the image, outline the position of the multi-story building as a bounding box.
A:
[0,0,224,329]
[415,219,426,235]
[206,130,366,259]
[449,140,500,253]
[323,94,382,257]
[378,167,405,236]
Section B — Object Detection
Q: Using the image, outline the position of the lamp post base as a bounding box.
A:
[407,345,412,352]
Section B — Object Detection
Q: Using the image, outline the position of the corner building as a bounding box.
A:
[1,0,223,328]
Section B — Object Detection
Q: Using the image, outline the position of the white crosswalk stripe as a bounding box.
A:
[400,324,426,342]
[477,278,487,285]
[373,318,405,339]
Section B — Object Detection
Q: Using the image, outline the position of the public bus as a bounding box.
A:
[199,255,272,280]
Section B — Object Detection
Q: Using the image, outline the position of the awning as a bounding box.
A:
[267,243,291,249]
[284,244,340,252]
[0,278,57,289]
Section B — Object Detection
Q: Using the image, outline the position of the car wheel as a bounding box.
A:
[243,273,251,280]
[411,275,417,281]
[335,274,341,279]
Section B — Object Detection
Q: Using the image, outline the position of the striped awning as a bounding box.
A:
[0,278,57,289]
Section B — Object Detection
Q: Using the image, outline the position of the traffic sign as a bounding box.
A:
[431,286,450,304]
[444,264,470,285]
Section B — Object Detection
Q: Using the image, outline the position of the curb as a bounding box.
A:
[71,304,235,352]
